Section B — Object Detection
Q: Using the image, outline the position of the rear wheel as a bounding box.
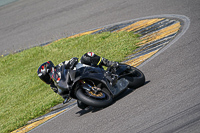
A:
[76,88,113,108]
[122,66,145,88]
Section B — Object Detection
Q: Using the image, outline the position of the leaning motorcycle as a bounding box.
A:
[49,62,145,109]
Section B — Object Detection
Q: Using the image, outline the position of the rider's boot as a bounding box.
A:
[62,95,72,104]
[50,83,71,104]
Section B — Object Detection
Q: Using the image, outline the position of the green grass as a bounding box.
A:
[0,31,140,133]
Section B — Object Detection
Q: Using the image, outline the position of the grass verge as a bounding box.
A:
[0,31,140,133]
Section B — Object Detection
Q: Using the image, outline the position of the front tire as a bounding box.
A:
[76,88,113,108]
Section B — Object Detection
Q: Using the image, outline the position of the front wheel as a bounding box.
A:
[76,88,113,108]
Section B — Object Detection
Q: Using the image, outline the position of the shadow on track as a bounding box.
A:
[76,81,150,116]
[113,80,150,102]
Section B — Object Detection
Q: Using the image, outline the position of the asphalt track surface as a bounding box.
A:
[1,0,200,133]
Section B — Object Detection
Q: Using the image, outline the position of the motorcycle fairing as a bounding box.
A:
[109,78,129,96]
[73,66,129,97]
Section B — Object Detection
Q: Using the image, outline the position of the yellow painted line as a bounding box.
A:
[68,28,102,38]
[116,18,165,32]
[115,19,149,32]
[44,28,102,47]
[128,18,165,32]
[125,21,181,67]
[125,50,159,67]
[138,22,181,46]
[11,108,69,133]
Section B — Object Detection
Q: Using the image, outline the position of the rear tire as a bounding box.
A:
[123,67,145,88]
[76,88,113,108]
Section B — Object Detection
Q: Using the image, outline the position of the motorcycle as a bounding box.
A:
[49,62,145,109]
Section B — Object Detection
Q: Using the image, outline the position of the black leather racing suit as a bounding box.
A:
[50,52,119,100]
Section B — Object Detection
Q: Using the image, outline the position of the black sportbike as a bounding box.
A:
[50,63,145,109]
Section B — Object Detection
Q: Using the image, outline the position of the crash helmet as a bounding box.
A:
[37,61,54,84]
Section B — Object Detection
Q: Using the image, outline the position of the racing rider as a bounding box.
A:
[37,52,119,104]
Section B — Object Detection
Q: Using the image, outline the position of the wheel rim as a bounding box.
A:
[86,90,106,99]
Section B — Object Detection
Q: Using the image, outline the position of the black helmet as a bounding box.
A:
[37,61,54,84]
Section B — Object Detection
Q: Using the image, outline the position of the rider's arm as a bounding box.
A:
[58,60,70,69]
[58,57,78,69]
[101,57,119,68]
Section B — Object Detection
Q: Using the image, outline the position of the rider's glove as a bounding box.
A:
[69,57,78,69]
[111,62,119,68]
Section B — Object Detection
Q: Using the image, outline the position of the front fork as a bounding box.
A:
[80,80,101,94]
